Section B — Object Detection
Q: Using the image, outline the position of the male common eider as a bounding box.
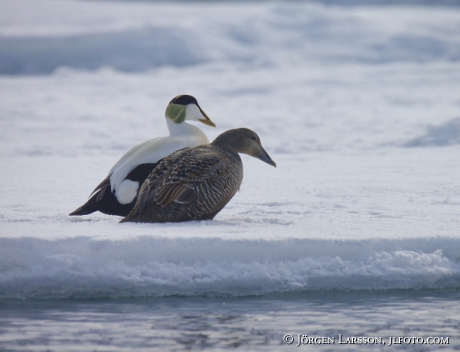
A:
[120,128,276,223]
[69,95,216,217]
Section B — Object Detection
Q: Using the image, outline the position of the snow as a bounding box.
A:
[0,0,459,299]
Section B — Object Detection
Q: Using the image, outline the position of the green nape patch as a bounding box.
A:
[165,104,187,124]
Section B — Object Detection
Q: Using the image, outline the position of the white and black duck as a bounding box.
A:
[120,128,276,223]
[70,95,216,217]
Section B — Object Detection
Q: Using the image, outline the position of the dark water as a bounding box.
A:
[0,289,459,351]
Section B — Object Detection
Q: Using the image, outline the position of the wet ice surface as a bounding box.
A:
[0,290,459,351]
[1,150,459,298]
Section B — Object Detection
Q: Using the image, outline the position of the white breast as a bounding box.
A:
[109,121,210,204]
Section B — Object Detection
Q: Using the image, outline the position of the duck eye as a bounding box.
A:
[251,137,257,141]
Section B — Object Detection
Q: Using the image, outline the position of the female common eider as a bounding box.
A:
[120,128,276,223]
[70,95,216,217]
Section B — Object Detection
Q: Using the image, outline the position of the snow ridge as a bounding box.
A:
[0,236,459,299]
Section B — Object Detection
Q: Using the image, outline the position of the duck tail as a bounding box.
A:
[119,210,137,223]
[119,214,136,223]
[119,205,142,223]
[69,194,100,216]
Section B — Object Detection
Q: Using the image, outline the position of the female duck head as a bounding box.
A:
[212,128,277,167]
[165,95,216,127]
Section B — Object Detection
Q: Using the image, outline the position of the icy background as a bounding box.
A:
[0,0,460,299]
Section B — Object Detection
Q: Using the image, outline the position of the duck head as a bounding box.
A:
[212,128,276,167]
[165,95,216,127]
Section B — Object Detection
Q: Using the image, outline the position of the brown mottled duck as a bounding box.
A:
[120,128,276,223]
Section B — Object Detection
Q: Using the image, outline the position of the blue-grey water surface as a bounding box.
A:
[0,289,459,351]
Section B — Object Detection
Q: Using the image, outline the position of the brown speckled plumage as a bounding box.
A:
[120,128,276,223]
